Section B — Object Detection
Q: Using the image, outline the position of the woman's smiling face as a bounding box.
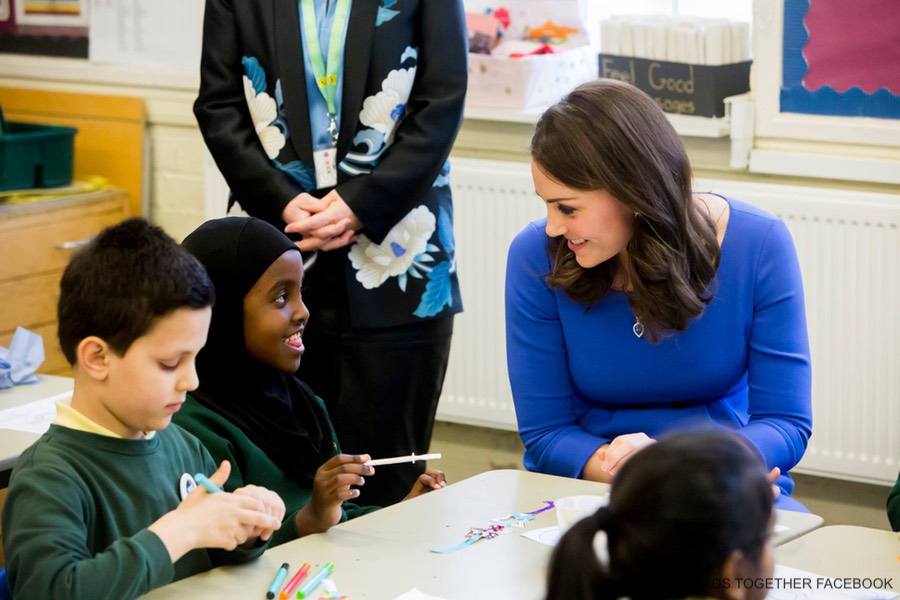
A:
[243,250,309,373]
[532,160,636,269]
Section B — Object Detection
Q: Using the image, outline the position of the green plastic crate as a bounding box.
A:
[0,120,77,191]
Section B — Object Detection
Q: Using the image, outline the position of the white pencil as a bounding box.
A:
[364,452,442,467]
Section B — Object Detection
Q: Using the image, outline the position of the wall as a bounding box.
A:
[2,55,897,237]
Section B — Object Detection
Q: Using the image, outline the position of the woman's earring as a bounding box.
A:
[634,211,640,217]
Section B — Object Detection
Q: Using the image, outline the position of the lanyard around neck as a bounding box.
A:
[301,0,351,117]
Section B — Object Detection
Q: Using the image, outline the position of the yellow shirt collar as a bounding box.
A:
[54,402,156,440]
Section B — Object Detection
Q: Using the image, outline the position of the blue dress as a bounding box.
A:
[505,197,812,508]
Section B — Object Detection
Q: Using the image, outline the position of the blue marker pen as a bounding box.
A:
[266,562,290,599]
[193,473,223,494]
[296,562,334,599]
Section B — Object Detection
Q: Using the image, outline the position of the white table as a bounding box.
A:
[777,525,900,581]
[145,469,824,600]
[0,374,73,482]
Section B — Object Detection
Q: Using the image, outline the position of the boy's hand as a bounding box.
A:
[149,461,281,562]
[295,454,372,536]
[233,484,286,542]
[403,468,447,501]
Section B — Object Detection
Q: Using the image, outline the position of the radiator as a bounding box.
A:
[439,157,900,486]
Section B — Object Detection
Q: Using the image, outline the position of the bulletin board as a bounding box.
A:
[780,0,900,119]
[0,0,89,58]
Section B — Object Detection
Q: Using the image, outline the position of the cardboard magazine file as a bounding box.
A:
[599,54,751,118]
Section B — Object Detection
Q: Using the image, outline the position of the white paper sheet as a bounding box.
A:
[393,589,449,600]
[89,0,203,71]
[0,395,66,434]
[521,525,563,547]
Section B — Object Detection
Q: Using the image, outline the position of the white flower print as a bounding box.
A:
[348,206,436,289]
[243,76,286,159]
[358,66,417,139]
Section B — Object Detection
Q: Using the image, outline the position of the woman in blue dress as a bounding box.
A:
[505,80,812,510]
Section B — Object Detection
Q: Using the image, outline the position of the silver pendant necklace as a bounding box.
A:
[629,211,644,339]
[632,317,644,338]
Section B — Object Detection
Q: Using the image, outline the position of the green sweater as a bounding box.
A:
[1,424,266,599]
[888,471,900,531]
[174,395,379,546]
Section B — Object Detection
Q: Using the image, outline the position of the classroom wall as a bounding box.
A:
[2,56,897,238]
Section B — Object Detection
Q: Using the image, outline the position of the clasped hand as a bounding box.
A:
[282,190,362,252]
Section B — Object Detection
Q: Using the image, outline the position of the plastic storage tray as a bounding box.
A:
[0,121,77,191]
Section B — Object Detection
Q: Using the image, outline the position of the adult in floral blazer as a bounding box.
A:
[195,0,467,505]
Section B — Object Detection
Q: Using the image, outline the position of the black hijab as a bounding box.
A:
[183,217,333,484]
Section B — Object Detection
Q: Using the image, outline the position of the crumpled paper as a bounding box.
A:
[0,327,45,389]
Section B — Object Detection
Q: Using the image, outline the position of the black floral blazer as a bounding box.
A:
[195,0,467,327]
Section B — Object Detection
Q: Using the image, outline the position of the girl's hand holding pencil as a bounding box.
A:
[295,454,373,536]
[363,452,447,501]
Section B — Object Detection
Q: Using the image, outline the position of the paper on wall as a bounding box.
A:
[89,0,203,71]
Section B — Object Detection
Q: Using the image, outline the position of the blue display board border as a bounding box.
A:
[780,0,900,119]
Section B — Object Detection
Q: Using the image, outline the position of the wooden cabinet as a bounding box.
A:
[0,190,130,376]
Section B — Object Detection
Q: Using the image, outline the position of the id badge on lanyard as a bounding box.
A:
[313,147,338,189]
[302,0,350,189]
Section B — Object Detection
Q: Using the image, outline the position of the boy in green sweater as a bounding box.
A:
[1,219,285,599]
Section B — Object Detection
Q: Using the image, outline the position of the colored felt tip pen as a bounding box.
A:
[193,473,223,494]
[296,562,334,599]
[280,562,311,600]
[266,562,290,599]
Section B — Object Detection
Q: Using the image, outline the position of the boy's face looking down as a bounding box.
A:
[243,250,309,374]
[75,306,212,439]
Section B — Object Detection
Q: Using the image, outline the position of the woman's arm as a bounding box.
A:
[506,223,608,478]
[335,0,468,244]
[194,0,302,225]
[739,219,813,473]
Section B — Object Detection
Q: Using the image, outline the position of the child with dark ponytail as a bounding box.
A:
[547,430,775,600]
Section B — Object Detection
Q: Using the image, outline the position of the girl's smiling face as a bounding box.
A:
[243,250,309,373]
[532,160,636,269]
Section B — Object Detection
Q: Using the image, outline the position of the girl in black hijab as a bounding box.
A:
[176,217,444,545]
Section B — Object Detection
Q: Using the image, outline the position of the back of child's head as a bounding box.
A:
[546,429,774,600]
[58,218,214,365]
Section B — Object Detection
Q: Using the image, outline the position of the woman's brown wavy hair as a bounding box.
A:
[531,79,720,343]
